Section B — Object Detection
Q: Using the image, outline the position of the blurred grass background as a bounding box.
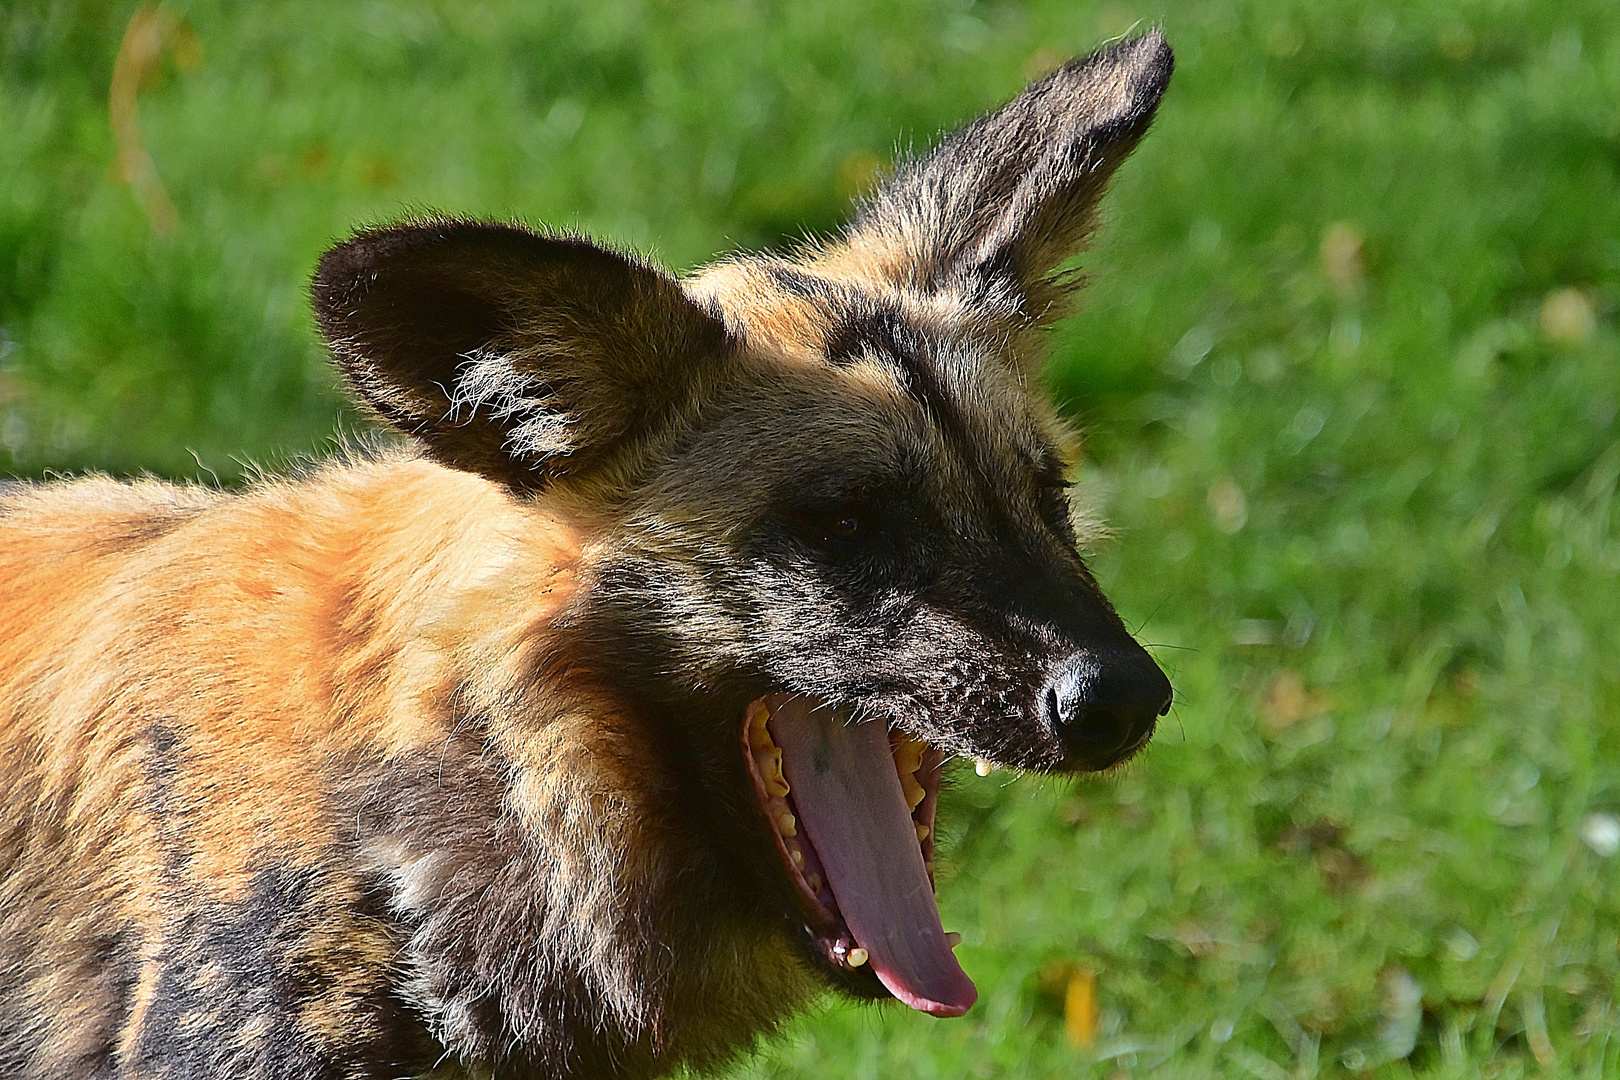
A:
[3,0,1617,1076]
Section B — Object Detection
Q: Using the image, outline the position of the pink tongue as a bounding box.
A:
[770,698,977,1017]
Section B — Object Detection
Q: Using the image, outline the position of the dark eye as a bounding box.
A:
[787,501,878,547]
[826,513,865,541]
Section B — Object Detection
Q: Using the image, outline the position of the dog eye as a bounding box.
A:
[826,513,865,540]
[787,501,877,546]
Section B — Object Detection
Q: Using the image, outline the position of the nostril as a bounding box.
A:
[1044,648,1172,768]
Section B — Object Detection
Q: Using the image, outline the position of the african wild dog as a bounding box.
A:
[0,32,1173,1080]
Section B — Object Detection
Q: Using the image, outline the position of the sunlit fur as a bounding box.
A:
[0,33,1172,1080]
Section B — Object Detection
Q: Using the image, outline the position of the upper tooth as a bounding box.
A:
[900,771,925,810]
[776,811,797,837]
[747,700,775,751]
[761,747,790,797]
[945,931,961,948]
[915,822,930,842]
[847,947,869,967]
[893,736,925,776]
[974,758,995,776]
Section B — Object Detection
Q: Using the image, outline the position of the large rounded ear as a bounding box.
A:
[311,219,732,491]
[836,31,1172,329]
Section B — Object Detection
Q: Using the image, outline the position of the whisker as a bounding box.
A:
[1132,593,1173,635]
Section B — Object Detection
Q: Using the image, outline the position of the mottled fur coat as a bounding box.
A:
[0,32,1173,1080]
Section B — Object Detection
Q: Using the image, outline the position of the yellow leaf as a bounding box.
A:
[1064,967,1098,1047]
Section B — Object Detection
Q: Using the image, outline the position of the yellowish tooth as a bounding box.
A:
[790,846,804,868]
[804,872,821,893]
[900,771,925,811]
[847,947,868,968]
[915,822,930,843]
[747,700,775,752]
[945,931,962,948]
[761,747,790,797]
[776,811,797,837]
[893,736,925,777]
[974,758,995,776]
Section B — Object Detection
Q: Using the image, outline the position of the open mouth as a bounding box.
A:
[741,694,978,1017]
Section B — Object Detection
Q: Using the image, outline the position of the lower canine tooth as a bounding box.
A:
[975,758,995,776]
[945,931,962,948]
[915,822,930,842]
[847,948,868,967]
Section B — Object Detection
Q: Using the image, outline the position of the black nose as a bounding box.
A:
[1043,648,1172,771]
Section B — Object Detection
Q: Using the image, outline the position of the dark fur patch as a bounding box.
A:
[140,721,192,877]
[101,507,203,547]
[129,868,327,1077]
[824,301,914,365]
[760,262,834,301]
[124,866,435,1080]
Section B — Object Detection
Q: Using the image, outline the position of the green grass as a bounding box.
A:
[4,1,1618,1077]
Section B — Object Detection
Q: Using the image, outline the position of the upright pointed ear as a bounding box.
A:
[312,219,731,491]
[839,31,1172,326]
